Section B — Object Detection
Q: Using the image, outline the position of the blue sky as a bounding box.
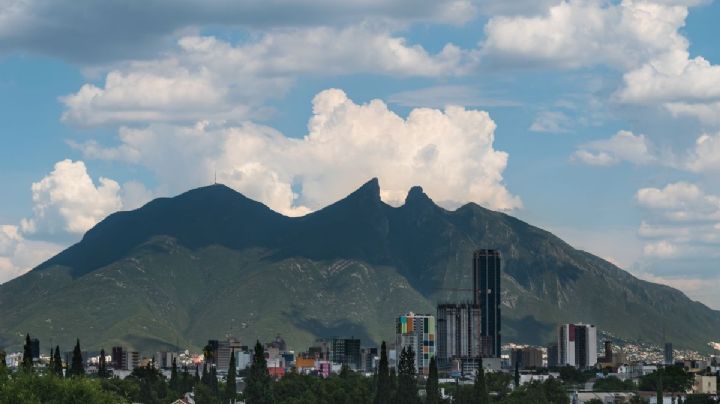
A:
[1,0,720,308]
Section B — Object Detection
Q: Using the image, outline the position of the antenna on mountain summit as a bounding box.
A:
[214,167,217,185]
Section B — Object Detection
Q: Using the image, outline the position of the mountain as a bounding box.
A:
[1,179,718,353]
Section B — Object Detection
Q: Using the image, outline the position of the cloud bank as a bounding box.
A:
[74,88,522,215]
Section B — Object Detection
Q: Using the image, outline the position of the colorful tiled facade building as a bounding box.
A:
[396,312,436,375]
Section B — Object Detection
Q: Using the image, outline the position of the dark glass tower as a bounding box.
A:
[473,249,501,357]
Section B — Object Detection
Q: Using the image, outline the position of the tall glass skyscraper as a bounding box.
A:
[473,249,501,358]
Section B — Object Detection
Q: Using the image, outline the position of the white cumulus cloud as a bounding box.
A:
[482,0,689,69]
[573,130,655,166]
[20,160,124,236]
[73,88,522,215]
[61,26,474,127]
[0,225,63,284]
[684,133,720,172]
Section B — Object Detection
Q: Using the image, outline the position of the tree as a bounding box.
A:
[195,364,201,385]
[98,348,109,378]
[181,366,192,394]
[201,362,210,386]
[169,357,179,391]
[629,395,650,404]
[22,333,33,370]
[684,395,715,404]
[374,341,391,404]
[339,362,350,378]
[396,346,419,404]
[68,339,85,377]
[225,349,237,402]
[486,372,513,398]
[53,346,63,377]
[639,366,693,394]
[244,340,273,404]
[473,357,489,404]
[425,356,440,404]
[390,368,398,397]
[656,371,663,404]
[593,376,635,392]
[209,365,219,396]
[514,360,520,389]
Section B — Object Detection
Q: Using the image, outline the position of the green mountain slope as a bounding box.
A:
[1,179,718,353]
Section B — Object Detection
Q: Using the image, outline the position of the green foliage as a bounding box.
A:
[638,366,693,393]
[125,362,170,404]
[169,357,178,391]
[225,349,237,401]
[244,340,273,404]
[0,349,7,373]
[98,348,109,378]
[68,339,84,378]
[272,371,373,404]
[53,346,63,377]
[585,399,603,404]
[558,366,592,385]
[396,346,419,404]
[486,371,513,398]
[684,394,715,404]
[22,333,34,371]
[500,378,569,404]
[593,376,635,391]
[374,341,391,404]
[629,395,649,404]
[0,369,124,403]
[473,358,490,404]
[425,356,440,404]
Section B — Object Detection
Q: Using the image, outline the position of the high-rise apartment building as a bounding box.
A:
[473,249,501,358]
[436,303,482,364]
[558,323,597,368]
[664,343,673,365]
[396,312,436,375]
[111,346,124,369]
[510,347,543,369]
[330,338,361,369]
[546,343,559,368]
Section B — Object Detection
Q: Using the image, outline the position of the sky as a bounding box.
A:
[1,0,720,308]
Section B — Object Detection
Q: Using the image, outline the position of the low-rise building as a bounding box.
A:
[692,374,717,394]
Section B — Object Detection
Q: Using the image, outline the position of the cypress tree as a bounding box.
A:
[0,349,7,372]
[514,360,520,389]
[22,333,33,370]
[181,366,191,393]
[244,340,273,404]
[473,357,489,404]
[194,364,201,386]
[374,341,391,404]
[169,357,178,391]
[201,362,209,386]
[426,356,440,404]
[656,370,663,404]
[98,348,109,378]
[225,348,237,402]
[390,367,398,397]
[397,346,419,404]
[68,338,84,377]
[209,365,219,396]
[53,346,63,377]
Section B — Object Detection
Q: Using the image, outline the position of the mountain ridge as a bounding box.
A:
[1,178,718,353]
